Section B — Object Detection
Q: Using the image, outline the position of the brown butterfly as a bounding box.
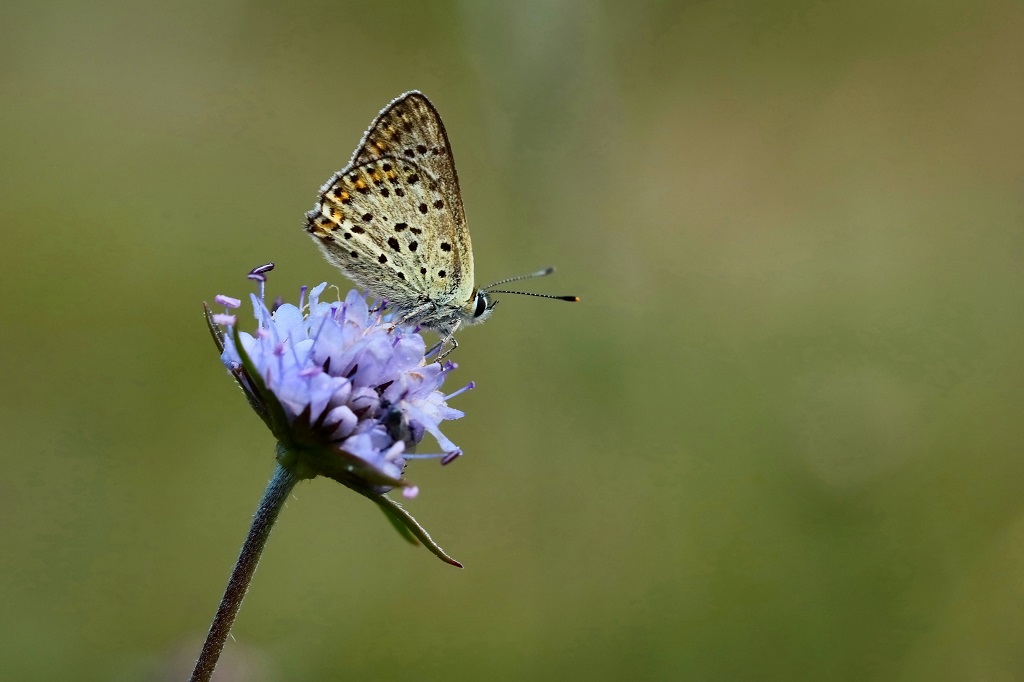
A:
[305,91,577,357]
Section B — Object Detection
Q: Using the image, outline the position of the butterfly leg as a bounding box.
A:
[425,339,444,357]
[435,336,458,361]
[387,302,434,334]
[434,320,462,361]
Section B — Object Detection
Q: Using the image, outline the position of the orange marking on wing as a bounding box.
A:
[311,217,333,238]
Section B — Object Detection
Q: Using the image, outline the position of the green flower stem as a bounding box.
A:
[190,463,299,682]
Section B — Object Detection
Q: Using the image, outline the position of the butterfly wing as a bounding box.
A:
[348,92,474,295]
[306,155,472,317]
[351,92,465,220]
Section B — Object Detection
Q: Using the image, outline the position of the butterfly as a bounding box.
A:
[305,91,577,358]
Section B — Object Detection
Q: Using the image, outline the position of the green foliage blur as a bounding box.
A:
[3,1,1023,680]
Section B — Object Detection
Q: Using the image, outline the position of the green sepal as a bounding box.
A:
[378,502,420,545]
[369,493,463,568]
[206,303,270,425]
[274,442,318,481]
[229,324,290,439]
[203,302,227,353]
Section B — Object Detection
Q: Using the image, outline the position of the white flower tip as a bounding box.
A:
[402,485,419,499]
[212,314,237,326]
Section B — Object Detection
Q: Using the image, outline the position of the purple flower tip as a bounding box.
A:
[247,263,275,281]
[445,382,475,400]
[441,450,462,466]
[214,294,242,309]
[214,272,471,494]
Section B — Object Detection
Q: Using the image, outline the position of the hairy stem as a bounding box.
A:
[190,463,298,682]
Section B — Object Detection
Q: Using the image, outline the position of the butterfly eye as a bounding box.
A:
[473,292,489,318]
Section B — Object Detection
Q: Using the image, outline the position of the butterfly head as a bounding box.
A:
[467,289,496,325]
[462,267,578,327]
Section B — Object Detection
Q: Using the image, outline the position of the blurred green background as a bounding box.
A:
[3,1,1024,680]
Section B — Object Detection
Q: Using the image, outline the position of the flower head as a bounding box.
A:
[206,264,471,500]
[206,265,471,566]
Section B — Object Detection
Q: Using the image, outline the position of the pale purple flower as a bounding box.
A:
[207,265,472,498]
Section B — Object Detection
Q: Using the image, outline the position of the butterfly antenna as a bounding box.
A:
[484,267,579,302]
[482,267,557,289]
[488,290,580,302]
